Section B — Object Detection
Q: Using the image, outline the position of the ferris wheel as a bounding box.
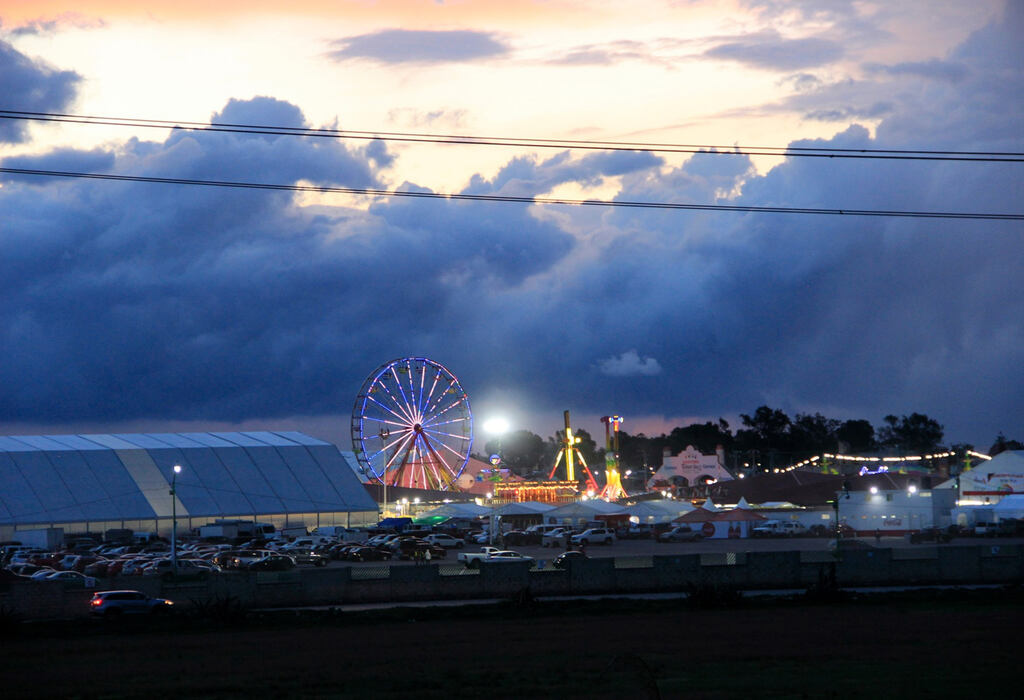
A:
[351,357,473,490]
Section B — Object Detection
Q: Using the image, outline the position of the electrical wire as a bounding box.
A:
[1,109,1022,162]
[2,166,1020,220]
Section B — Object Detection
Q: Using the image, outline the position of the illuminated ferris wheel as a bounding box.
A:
[351,357,473,490]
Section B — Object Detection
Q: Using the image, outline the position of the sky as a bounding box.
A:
[0,0,1021,457]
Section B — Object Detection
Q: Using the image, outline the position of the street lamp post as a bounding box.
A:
[170,464,182,575]
[379,427,390,521]
[483,417,509,546]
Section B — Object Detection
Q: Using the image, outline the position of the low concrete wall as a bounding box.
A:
[3,544,1022,620]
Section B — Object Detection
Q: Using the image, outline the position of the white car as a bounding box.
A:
[43,570,97,587]
[570,528,616,546]
[541,529,572,548]
[423,533,465,549]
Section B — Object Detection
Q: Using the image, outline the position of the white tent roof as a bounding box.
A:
[993,494,1024,514]
[700,497,720,512]
[736,496,752,509]
[419,502,491,519]
[625,499,695,522]
[545,499,627,521]
[491,501,556,516]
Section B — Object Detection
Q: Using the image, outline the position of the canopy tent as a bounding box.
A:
[625,500,695,523]
[993,494,1024,520]
[698,497,721,512]
[491,501,556,517]
[418,502,491,520]
[706,506,767,539]
[674,508,718,523]
[545,499,627,526]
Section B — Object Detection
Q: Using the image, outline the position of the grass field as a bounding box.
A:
[3,586,1020,699]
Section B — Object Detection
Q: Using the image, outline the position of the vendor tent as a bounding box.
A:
[626,499,694,523]
[707,504,767,539]
[545,499,626,526]
[492,501,556,516]
[418,502,491,520]
[993,494,1024,520]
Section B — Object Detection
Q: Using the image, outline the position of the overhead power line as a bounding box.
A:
[1,109,1022,163]
[3,166,1021,220]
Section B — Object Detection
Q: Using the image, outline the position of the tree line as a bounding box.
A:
[475,407,1021,479]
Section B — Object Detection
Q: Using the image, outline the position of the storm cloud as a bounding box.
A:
[0,39,80,143]
[1,5,1022,448]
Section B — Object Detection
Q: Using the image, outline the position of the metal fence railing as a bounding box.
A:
[349,564,391,580]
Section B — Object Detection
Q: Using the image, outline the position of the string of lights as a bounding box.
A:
[2,166,1021,220]
[2,109,1022,162]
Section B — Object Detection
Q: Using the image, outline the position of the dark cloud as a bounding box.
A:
[328,29,508,64]
[2,8,1022,449]
[703,30,844,71]
[0,40,80,143]
[864,59,969,83]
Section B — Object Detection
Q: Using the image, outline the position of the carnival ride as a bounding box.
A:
[549,410,600,493]
[598,415,627,500]
[351,357,473,490]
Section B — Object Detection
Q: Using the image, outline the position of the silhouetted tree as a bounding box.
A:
[877,413,944,453]
[735,406,792,452]
[989,433,1024,456]
[790,413,840,456]
[667,419,733,455]
[836,419,876,453]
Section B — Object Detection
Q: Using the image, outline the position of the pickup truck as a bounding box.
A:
[457,547,535,568]
[752,520,807,537]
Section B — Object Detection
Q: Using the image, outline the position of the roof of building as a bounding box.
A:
[0,431,378,526]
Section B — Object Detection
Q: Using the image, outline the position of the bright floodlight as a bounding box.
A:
[173,464,182,474]
[908,484,918,494]
[483,417,510,435]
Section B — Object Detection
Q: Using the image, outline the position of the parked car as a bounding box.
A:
[248,555,296,571]
[657,526,703,543]
[541,529,572,548]
[90,590,174,617]
[909,527,954,544]
[287,548,329,567]
[571,528,616,546]
[459,549,533,567]
[752,520,807,537]
[552,550,588,569]
[423,533,464,549]
[42,570,97,588]
[347,546,392,562]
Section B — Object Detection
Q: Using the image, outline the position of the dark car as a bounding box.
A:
[657,525,703,543]
[349,546,392,562]
[501,530,536,546]
[909,527,954,544]
[90,590,174,617]
[248,555,296,571]
[552,550,589,569]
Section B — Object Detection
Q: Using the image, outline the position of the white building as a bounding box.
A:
[648,445,733,491]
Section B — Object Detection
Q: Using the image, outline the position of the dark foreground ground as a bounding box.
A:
[3,586,1020,699]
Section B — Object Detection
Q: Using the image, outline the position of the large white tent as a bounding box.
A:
[417,502,492,520]
[491,501,556,517]
[545,499,626,526]
[625,499,695,523]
